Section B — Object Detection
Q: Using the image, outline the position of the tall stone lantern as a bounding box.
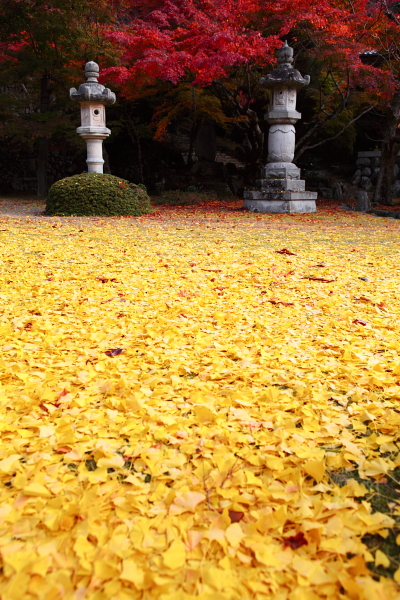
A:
[244,42,317,213]
[69,61,116,173]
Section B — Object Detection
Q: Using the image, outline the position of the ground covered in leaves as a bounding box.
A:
[1,197,400,600]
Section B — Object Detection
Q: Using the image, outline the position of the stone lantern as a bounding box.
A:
[69,61,116,173]
[244,42,317,213]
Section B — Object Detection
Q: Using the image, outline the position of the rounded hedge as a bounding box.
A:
[45,173,154,217]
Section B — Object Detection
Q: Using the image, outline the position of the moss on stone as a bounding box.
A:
[330,467,400,579]
[45,173,153,217]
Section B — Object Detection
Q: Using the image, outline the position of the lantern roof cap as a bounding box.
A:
[69,61,116,105]
[260,42,310,89]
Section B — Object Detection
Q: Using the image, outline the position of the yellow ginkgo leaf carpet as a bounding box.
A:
[1,202,400,600]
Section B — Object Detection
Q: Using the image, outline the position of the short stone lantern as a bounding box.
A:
[244,42,317,213]
[69,61,116,173]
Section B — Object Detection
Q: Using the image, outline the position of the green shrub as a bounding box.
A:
[45,173,154,217]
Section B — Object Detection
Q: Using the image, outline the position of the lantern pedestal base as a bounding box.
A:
[244,178,317,213]
[243,198,316,213]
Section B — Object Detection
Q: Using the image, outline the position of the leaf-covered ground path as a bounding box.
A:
[1,197,400,600]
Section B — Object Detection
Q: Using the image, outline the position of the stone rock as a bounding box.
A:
[371,157,380,168]
[356,191,370,212]
[351,169,361,186]
[227,175,243,196]
[361,177,373,191]
[361,167,372,177]
[371,168,380,183]
[392,180,400,198]
[356,157,371,167]
[319,187,333,199]
[332,182,343,200]
[341,183,356,200]
[393,164,399,181]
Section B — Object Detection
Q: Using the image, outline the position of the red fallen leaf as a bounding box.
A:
[178,290,190,297]
[97,277,109,283]
[309,263,325,268]
[105,348,123,357]
[201,268,222,272]
[275,248,297,256]
[151,443,162,449]
[268,299,294,306]
[213,287,227,291]
[24,322,32,330]
[283,532,308,549]
[354,295,371,303]
[303,277,335,283]
[376,302,388,312]
[376,477,388,484]
[229,510,244,523]
[57,389,69,399]
[56,446,72,454]
[353,319,367,326]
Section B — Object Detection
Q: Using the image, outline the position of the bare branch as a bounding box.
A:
[300,104,377,153]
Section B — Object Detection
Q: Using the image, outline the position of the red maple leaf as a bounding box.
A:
[283,532,308,549]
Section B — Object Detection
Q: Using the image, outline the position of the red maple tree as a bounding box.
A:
[102,0,399,195]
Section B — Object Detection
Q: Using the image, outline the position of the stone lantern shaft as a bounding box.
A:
[69,62,116,174]
[244,42,317,213]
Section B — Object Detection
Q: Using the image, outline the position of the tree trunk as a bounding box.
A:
[187,121,200,169]
[374,89,400,206]
[37,75,51,197]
